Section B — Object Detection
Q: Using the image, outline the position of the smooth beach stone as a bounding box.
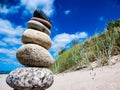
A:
[28,20,51,36]
[33,9,51,23]
[6,67,54,90]
[16,44,54,67]
[31,17,52,29]
[22,29,52,50]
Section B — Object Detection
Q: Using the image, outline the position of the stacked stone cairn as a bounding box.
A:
[6,9,54,90]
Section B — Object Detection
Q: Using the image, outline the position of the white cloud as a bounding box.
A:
[0,0,55,17]
[0,41,7,46]
[0,5,9,14]
[0,19,24,37]
[20,0,55,16]
[0,19,13,35]
[0,48,17,58]
[0,57,21,66]
[3,38,22,45]
[0,4,20,14]
[9,5,20,14]
[0,18,24,65]
[64,10,71,15]
[50,32,88,57]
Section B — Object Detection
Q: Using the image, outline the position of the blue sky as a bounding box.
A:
[0,0,120,71]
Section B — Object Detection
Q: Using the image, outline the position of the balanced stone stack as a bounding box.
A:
[6,9,54,90]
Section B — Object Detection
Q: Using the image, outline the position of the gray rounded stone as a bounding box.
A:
[16,44,54,67]
[6,67,54,90]
[28,20,51,36]
[22,29,52,50]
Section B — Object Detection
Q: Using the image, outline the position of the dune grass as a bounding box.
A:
[50,19,120,74]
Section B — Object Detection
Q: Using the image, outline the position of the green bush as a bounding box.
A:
[107,19,120,30]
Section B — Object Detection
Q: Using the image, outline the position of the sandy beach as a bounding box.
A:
[1,63,120,90]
